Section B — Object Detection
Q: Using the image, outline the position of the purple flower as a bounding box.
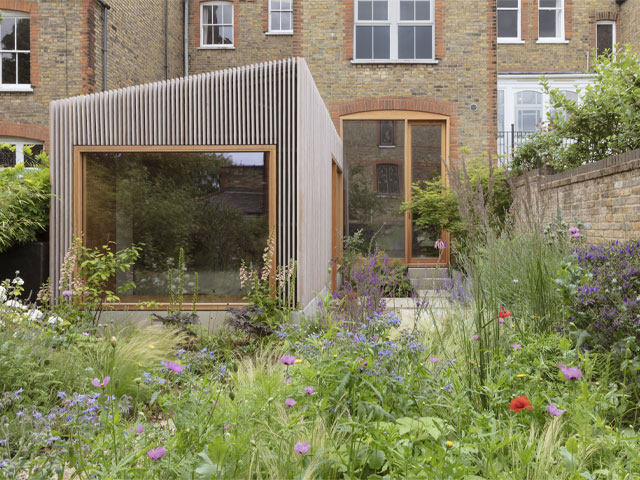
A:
[434,239,447,250]
[511,344,521,350]
[558,364,583,380]
[285,398,296,407]
[285,377,292,384]
[281,355,296,366]
[547,404,565,416]
[82,332,90,336]
[568,227,579,235]
[62,290,72,297]
[91,376,110,388]
[224,424,231,431]
[164,361,184,373]
[304,386,315,395]
[294,441,311,454]
[135,424,144,434]
[147,446,166,460]
[473,334,479,341]
[429,357,440,363]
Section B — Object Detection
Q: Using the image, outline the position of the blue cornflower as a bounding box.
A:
[0,439,7,445]
[33,412,42,420]
[57,391,67,399]
[443,383,453,392]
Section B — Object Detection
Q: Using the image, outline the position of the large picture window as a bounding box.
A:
[78,148,275,306]
[354,0,434,62]
[201,2,234,47]
[538,0,564,41]
[0,10,30,89]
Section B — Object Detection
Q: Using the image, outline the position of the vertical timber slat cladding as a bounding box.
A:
[50,59,341,308]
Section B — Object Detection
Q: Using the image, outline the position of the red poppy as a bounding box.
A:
[510,395,533,413]
[497,306,513,320]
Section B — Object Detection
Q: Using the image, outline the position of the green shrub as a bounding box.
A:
[0,152,50,252]
[513,45,640,172]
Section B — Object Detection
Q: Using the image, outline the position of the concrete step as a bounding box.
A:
[410,277,448,290]
[383,296,450,309]
[408,267,450,279]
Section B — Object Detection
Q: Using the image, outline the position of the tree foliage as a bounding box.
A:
[513,45,640,172]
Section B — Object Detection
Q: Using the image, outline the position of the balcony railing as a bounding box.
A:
[497,124,575,168]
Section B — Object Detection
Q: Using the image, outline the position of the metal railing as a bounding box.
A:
[497,125,535,165]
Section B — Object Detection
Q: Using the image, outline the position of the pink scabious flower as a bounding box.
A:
[91,376,110,388]
[281,355,296,366]
[304,386,315,395]
[558,364,583,380]
[224,424,231,431]
[294,441,311,455]
[547,403,565,417]
[429,357,440,363]
[285,398,297,407]
[511,343,521,350]
[147,446,166,460]
[285,377,292,384]
[164,361,184,373]
[472,334,479,341]
[62,290,72,298]
[135,424,144,434]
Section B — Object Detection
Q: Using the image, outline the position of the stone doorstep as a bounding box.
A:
[410,277,448,289]
[408,267,450,279]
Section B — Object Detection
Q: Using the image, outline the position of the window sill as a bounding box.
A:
[536,39,569,44]
[265,31,293,36]
[198,45,235,50]
[351,59,438,65]
[498,39,525,44]
[0,85,34,92]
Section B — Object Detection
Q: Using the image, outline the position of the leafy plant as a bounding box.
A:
[513,45,640,172]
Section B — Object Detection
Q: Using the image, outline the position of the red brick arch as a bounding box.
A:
[0,122,49,149]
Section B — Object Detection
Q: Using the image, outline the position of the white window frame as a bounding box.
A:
[0,10,33,92]
[352,0,437,64]
[497,0,523,44]
[515,90,543,132]
[596,20,616,56]
[267,0,293,35]
[0,137,43,167]
[537,0,567,43]
[199,1,235,49]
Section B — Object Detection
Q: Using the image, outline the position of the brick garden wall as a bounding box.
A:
[512,149,640,243]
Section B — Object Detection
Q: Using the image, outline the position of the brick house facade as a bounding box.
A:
[0,0,184,156]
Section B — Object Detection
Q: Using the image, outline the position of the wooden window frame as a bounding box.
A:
[340,110,450,266]
[73,145,277,311]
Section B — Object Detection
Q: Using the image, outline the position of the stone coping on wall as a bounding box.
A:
[512,148,640,190]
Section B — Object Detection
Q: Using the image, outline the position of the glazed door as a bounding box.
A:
[406,122,449,265]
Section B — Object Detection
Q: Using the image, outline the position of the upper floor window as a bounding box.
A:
[497,0,520,41]
[200,2,234,48]
[0,10,31,90]
[538,0,564,41]
[269,0,293,34]
[515,90,542,132]
[354,0,435,62]
[596,21,615,57]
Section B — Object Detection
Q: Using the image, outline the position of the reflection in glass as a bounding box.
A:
[344,120,405,258]
[84,151,269,304]
[411,124,442,259]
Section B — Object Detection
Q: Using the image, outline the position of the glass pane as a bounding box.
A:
[358,1,373,21]
[380,120,394,145]
[355,26,372,59]
[222,26,233,44]
[271,12,281,31]
[416,1,430,21]
[281,0,292,9]
[2,53,16,84]
[203,5,213,24]
[597,24,613,56]
[84,151,270,304]
[540,0,557,7]
[344,120,405,258]
[539,10,556,37]
[398,26,414,59]
[376,165,389,193]
[272,0,281,9]
[16,18,29,50]
[373,1,388,20]
[281,12,292,31]
[400,1,414,21]
[498,10,518,37]
[203,26,213,45]
[18,52,29,84]
[1,18,15,50]
[373,26,390,59]
[211,5,220,24]
[388,165,400,194]
[518,109,541,131]
[497,0,518,7]
[0,145,16,168]
[223,5,233,24]
[24,144,43,167]
[516,91,541,105]
[498,90,505,131]
[411,124,442,258]
[415,26,432,59]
